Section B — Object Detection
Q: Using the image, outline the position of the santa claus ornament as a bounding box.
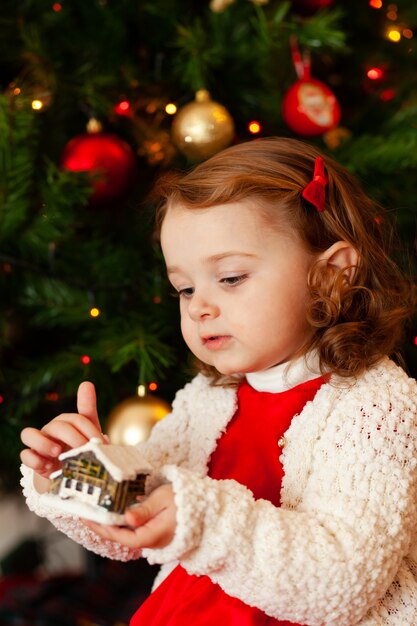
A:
[282,37,341,136]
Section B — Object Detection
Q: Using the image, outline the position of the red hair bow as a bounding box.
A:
[302,156,328,212]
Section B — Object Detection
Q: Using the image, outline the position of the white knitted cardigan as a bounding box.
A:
[21,356,417,626]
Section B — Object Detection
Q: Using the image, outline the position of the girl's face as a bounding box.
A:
[160,201,316,375]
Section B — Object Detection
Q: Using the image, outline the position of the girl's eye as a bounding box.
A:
[177,287,194,298]
[220,274,248,286]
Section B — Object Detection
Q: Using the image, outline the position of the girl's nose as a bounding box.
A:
[188,292,219,321]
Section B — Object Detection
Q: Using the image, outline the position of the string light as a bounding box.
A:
[367,67,384,80]
[148,382,158,392]
[114,100,132,116]
[137,384,146,397]
[380,88,395,101]
[153,295,162,304]
[248,120,261,134]
[28,90,53,111]
[89,307,100,318]
[81,355,91,365]
[414,337,417,346]
[52,2,62,11]
[45,392,59,401]
[0,395,4,404]
[403,28,413,39]
[165,103,177,115]
[369,0,382,7]
[146,102,157,114]
[387,28,401,42]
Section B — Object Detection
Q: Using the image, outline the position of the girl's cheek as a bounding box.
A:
[180,318,191,341]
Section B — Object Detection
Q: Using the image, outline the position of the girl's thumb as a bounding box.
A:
[77,381,99,426]
[125,503,152,528]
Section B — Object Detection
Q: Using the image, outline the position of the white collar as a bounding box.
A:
[245,351,323,393]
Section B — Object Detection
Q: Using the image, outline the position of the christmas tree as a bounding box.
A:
[1,0,417,491]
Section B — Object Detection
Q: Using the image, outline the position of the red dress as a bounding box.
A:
[131,376,326,626]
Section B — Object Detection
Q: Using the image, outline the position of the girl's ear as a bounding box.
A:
[317,241,359,283]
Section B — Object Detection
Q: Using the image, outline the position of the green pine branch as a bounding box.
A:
[0,95,39,241]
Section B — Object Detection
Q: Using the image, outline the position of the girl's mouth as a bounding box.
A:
[202,336,231,351]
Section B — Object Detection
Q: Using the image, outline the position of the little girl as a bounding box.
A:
[20,137,417,626]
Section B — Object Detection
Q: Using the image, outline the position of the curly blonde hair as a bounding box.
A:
[152,137,415,382]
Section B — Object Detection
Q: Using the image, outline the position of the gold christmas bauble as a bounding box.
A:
[171,89,235,160]
[106,394,171,446]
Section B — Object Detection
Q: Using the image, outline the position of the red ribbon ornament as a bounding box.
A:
[301,156,328,212]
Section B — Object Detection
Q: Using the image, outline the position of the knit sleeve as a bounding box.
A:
[20,377,197,560]
[142,374,417,626]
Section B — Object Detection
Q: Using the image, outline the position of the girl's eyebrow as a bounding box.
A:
[167,252,258,276]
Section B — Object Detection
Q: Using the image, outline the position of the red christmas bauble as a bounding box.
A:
[291,0,334,15]
[61,132,137,207]
[282,77,341,136]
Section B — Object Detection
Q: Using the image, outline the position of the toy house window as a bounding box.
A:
[90,463,100,476]
[76,481,82,491]
[65,478,71,488]
[87,485,94,495]
[90,462,106,479]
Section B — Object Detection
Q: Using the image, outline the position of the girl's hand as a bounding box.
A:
[20,381,106,479]
[83,484,177,550]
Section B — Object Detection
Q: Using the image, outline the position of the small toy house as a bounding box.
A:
[43,437,152,524]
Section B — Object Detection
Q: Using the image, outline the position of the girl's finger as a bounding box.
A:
[132,522,172,549]
[77,382,101,431]
[127,507,175,549]
[42,420,90,450]
[20,448,57,476]
[126,484,175,527]
[43,414,105,448]
[20,427,63,458]
[54,412,106,441]
[82,520,141,547]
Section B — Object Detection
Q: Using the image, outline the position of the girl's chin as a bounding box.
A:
[200,361,239,377]
[196,352,264,376]
[210,363,251,377]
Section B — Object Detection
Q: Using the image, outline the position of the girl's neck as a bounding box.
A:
[246,351,322,393]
